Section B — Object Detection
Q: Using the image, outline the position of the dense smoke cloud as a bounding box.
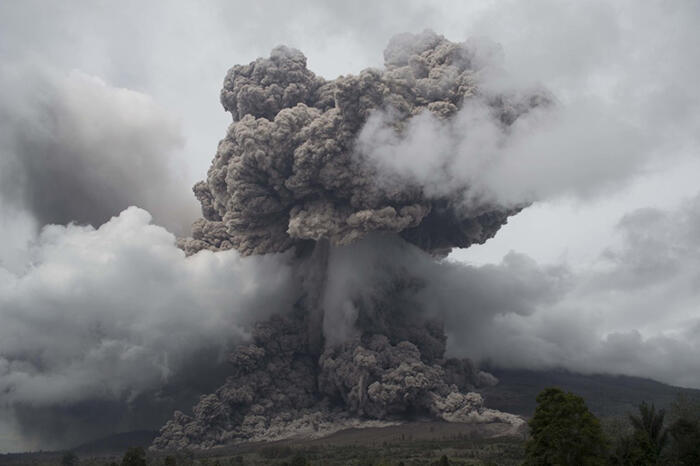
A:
[0,67,197,233]
[154,21,700,448]
[0,207,296,449]
[355,1,700,207]
[181,30,542,258]
[359,95,646,205]
[154,235,547,449]
[359,23,700,206]
[318,237,568,348]
[154,32,548,449]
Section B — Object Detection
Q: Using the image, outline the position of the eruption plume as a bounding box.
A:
[155,30,546,450]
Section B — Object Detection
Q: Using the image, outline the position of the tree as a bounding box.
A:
[668,393,700,425]
[121,446,147,466]
[668,417,700,465]
[667,392,700,464]
[627,402,668,459]
[609,401,671,465]
[523,387,608,466]
[609,429,657,465]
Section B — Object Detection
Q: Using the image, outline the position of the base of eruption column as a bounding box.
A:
[151,298,525,450]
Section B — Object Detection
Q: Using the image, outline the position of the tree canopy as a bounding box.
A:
[524,387,608,466]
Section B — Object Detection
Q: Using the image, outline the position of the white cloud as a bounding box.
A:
[445,193,700,389]
[0,207,296,448]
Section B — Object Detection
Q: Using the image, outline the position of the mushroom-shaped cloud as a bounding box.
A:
[180,30,548,257]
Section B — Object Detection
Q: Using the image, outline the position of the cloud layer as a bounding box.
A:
[0,67,197,233]
[0,207,295,449]
[444,193,700,389]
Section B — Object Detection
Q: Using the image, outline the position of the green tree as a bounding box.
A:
[667,392,700,464]
[609,402,670,465]
[628,402,668,458]
[668,393,700,425]
[609,430,657,465]
[164,456,177,466]
[121,446,147,466]
[523,387,608,466]
[668,417,700,465]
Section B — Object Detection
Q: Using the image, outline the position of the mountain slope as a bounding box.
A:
[482,368,700,417]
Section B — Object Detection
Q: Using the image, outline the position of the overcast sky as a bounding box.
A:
[1,0,699,452]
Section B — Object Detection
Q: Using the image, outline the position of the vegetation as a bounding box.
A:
[522,386,700,466]
[665,394,700,465]
[667,417,700,464]
[523,387,608,465]
[482,368,700,418]
[609,402,668,464]
[3,383,700,465]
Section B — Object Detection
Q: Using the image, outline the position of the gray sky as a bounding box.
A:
[1,0,699,452]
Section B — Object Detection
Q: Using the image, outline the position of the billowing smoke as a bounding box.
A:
[154,31,549,449]
[177,31,548,259]
[0,207,296,450]
[154,236,560,449]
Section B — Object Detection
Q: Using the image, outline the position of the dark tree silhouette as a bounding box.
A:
[609,401,671,465]
[628,402,668,459]
[669,417,700,465]
[523,387,608,466]
[609,430,656,465]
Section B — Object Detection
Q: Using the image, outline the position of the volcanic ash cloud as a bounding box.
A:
[155,30,547,450]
